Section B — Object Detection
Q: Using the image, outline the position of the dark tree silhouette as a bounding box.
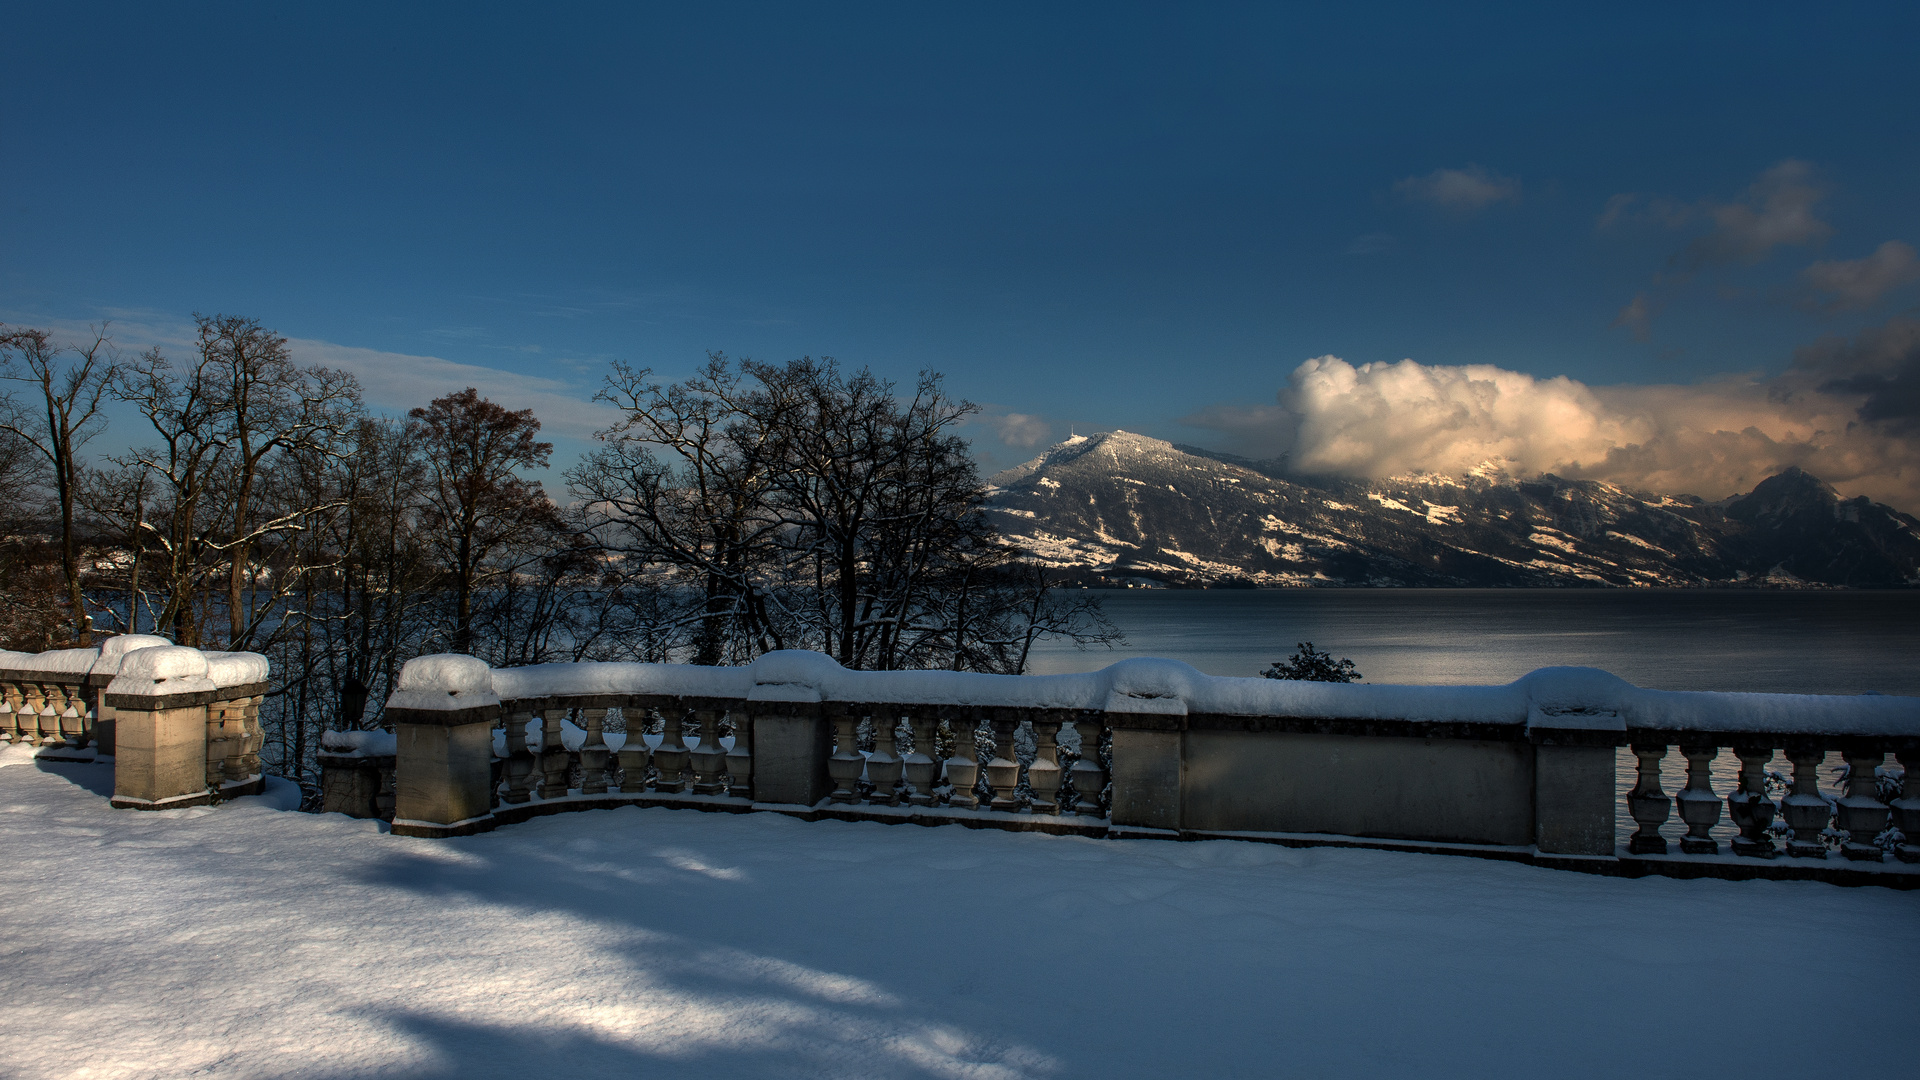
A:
[1262,642,1362,683]
[409,388,556,654]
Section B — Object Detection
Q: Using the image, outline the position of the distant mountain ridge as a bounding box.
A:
[985,431,1920,587]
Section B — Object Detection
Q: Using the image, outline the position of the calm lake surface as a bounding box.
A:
[1025,589,1920,696]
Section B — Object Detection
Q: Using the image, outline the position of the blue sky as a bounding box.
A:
[5,4,1917,504]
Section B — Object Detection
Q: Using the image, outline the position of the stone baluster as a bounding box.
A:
[1069,714,1106,817]
[900,708,940,807]
[204,704,233,788]
[1779,743,1831,859]
[1675,743,1721,855]
[0,680,18,742]
[1626,743,1671,854]
[866,710,904,806]
[985,709,1022,812]
[50,683,80,746]
[501,707,536,804]
[1892,750,1920,864]
[724,709,752,800]
[242,696,265,782]
[616,706,653,793]
[578,707,611,795]
[230,700,256,783]
[690,709,727,795]
[1027,713,1063,814]
[1726,745,1777,858]
[944,713,981,809]
[826,704,864,804]
[537,708,572,798]
[653,707,692,794]
[1835,745,1889,863]
[27,681,54,744]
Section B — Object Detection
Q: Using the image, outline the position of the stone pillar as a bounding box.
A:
[1106,693,1186,835]
[1726,745,1778,858]
[900,708,940,807]
[747,693,830,807]
[579,707,611,795]
[825,704,864,804]
[1068,714,1106,817]
[985,710,1022,812]
[865,709,903,806]
[689,708,726,795]
[724,708,753,799]
[1625,744,1671,855]
[1780,743,1831,859]
[1526,708,1622,858]
[617,706,653,794]
[1835,744,1889,863]
[1027,713,1064,815]
[1675,743,1722,855]
[944,712,982,810]
[538,708,573,798]
[383,653,501,838]
[107,647,223,810]
[652,707,692,794]
[502,706,537,804]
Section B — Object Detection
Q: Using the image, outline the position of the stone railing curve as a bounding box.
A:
[350,649,1919,887]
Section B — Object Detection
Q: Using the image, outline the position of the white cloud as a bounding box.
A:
[1799,241,1920,313]
[1612,293,1657,340]
[286,339,618,443]
[1393,165,1519,212]
[1182,351,1920,512]
[1605,160,1831,267]
[1686,160,1830,265]
[974,411,1052,449]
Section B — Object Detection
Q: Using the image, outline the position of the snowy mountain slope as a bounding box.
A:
[985,431,1920,587]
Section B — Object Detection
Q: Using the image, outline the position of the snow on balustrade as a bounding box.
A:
[391,649,1920,736]
[369,649,1918,879]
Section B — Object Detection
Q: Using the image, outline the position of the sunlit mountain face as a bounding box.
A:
[986,432,1920,588]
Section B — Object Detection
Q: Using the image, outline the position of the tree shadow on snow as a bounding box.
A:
[344,812,1060,1079]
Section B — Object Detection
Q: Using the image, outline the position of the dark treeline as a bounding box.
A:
[0,318,1116,795]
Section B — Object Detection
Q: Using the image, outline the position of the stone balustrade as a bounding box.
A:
[1,638,271,810]
[345,650,1917,885]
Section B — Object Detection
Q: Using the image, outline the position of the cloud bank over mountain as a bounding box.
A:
[1184,320,1920,512]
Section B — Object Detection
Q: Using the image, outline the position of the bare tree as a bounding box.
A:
[109,314,361,647]
[569,355,792,664]
[571,354,1116,672]
[408,388,555,654]
[0,323,119,644]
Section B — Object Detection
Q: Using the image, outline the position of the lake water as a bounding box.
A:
[1026,589,1919,849]
[1026,588,1920,696]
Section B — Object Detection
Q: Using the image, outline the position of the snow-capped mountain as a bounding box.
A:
[985,431,1920,587]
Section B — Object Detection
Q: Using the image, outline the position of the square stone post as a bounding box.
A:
[1527,705,1625,857]
[383,654,502,838]
[746,685,830,807]
[1105,692,1186,837]
[105,646,224,810]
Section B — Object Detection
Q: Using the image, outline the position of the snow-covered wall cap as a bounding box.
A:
[106,646,216,699]
[201,651,270,689]
[3,647,103,677]
[1517,667,1635,712]
[386,654,501,712]
[1101,658,1200,715]
[89,635,173,677]
[319,728,398,757]
[749,650,848,688]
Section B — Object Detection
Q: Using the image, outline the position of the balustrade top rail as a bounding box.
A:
[0,635,270,698]
[385,650,1920,745]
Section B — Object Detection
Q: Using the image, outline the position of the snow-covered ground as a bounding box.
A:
[2,752,1913,1080]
